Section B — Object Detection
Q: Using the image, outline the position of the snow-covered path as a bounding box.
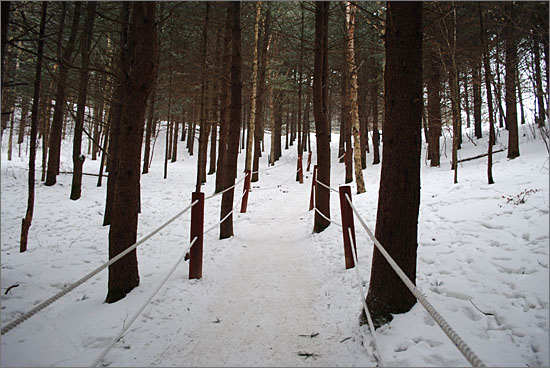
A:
[152,173,375,366]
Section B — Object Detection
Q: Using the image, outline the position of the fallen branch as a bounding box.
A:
[4,283,20,295]
[457,148,505,163]
[298,332,319,338]
[469,299,493,316]
[297,352,320,360]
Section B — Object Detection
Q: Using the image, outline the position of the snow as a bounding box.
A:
[1,122,548,367]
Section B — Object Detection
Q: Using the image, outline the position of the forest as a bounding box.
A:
[1,1,549,367]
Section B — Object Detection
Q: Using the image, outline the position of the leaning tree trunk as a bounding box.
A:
[70,1,97,200]
[345,1,365,194]
[312,1,331,234]
[20,2,47,253]
[505,3,519,159]
[106,1,158,303]
[365,1,423,328]
[220,1,241,240]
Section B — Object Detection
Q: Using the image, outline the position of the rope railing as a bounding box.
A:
[203,185,249,236]
[1,199,200,336]
[314,178,339,193]
[344,193,485,368]
[313,207,341,228]
[204,173,249,201]
[348,228,385,367]
[91,236,199,367]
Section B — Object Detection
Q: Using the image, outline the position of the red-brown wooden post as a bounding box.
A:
[339,185,357,269]
[240,170,251,213]
[297,156,304,184]
[189,191,205,279]
[309,165,317,211]
[306,151,312,172]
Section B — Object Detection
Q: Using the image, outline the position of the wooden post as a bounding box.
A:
[240,170,251,213]
[309,165,317,211]
[306,151,312,172]
[189,191,205,279]
[297,156,304,184]
[339,185,357,269]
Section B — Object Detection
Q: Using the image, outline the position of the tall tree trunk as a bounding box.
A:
[142,83,156,174]
[365,1,422,328]
[104,3,130,226]
[252,7,271,183]
[71,1,97,200]
[220,2,241,240]
[534,34,546,127]
[1,1,10,82]
[345,2,365,194]
[20,2,47,253]
[296,5,304,180]
[106,1,158,303]
[427,51,441,167]
[17,96,30,150]
[463,73,471,129]
[172,120,179,162]
[215,6,232,194]
[45,3,81,186]
[472,59,483,139]
[495,39,505,129]
[245,2,261,175]
[480,4,495,185]
[341,48,352,184]
[505,3,519,159]
[313,1,330,234]
[196,3,210,191]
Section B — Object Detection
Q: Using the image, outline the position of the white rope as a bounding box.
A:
[204,173,249,201]
[348,227,385,367]
[203,184,249,236]
[91,236,198,367]
[344,193,485,368]
[1,200,200,336]
[315,178,339,193]
[314,207,341,228]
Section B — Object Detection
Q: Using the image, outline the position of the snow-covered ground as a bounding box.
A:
[1,121,548,367]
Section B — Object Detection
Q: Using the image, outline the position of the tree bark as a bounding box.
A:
[45,3,81,186]
[20,2,47,253]
[345,2,365,194]
[504,3,519,159]
[472,58,482,139]
[480,4,495,185]
[313,1,331,234]
[427,51,441,167]
[215,6,232,194]
[245,2,261,174]
[71,1,97,200]
[220,2,241,240]
[252,7,270,183]
[196,3,210,191]
[365,1,422,328]
[106,1,158,303]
